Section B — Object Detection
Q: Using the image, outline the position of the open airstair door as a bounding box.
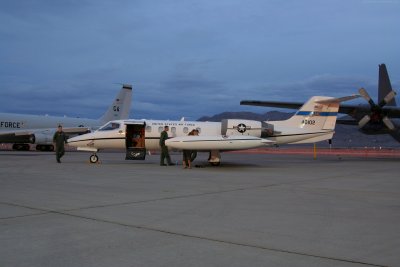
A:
[125,121,146,160]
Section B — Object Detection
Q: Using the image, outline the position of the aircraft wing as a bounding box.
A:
[240,100,303,109]
[240,100,400,118]
[382,106,400,117]
[0,127,91,144]
[0,127,90,137]
[336,119,358,125]
[166,135,274,151]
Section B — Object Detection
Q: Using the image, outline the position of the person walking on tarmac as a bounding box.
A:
[159,125,173,166]
[53,125,67,163]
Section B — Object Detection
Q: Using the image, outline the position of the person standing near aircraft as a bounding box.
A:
[190,129,199,162]
[159,126,173,166]
[182,130,195,169]
[53,125,67,163]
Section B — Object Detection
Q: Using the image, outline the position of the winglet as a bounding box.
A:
[122,84,132,90]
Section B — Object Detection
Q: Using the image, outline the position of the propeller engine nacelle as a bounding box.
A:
[358,87,397,131]
[221,119,274,137]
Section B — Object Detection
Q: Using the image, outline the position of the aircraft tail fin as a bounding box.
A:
[270,95,360,131]
[267,95,359,144]
[99,84,132,124]
[378,64,396,106]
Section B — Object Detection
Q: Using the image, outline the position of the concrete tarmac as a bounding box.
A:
[0,150,399,267]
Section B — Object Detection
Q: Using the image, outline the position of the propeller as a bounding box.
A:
[359,88,375,107]
[358,87,397,130]
[379,90,397,107]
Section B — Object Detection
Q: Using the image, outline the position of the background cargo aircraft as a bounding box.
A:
[67,94,358,165]
[241,64,400,142]
[0,84,132,151]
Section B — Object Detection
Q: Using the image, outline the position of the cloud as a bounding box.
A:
[0,1,399,121]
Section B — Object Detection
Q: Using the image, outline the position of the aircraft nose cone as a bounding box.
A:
[67,135,79,143]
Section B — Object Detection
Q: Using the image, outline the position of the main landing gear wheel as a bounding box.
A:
[12,144,30,151]
[89,154,99,163]
[36,145,54,151]
[208,150,221,166]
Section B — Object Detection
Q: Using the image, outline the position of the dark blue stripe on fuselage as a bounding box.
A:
[296,111,337,116]
[67,137,159,144]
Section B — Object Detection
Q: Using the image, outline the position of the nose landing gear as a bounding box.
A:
[89,154,99,163]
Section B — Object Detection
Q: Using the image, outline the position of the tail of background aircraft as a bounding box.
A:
[378,64,396,107]
[99,84,132,124]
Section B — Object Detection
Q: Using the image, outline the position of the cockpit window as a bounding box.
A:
[99,122,120,131]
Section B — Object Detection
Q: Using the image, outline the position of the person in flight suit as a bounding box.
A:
[53,125,67,163]
[159,125,173,166]
[182,129,196,169]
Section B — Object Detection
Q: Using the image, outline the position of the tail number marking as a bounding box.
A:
[302,119,315,125]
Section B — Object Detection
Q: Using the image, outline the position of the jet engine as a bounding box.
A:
[5,133,54,151]
[221,119,274,138]
[29,133,53,144]
[30,133,55,151]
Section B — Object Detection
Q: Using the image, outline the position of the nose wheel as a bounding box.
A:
[89,154,99,163]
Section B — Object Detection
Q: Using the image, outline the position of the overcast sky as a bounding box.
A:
[1,0,399,120]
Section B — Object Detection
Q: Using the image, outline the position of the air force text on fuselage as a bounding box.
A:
[0,121,24,129]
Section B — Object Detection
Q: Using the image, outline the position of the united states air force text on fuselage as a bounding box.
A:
[150,122,196,127]
[1,121,24,129]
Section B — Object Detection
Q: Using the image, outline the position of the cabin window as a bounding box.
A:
[145,126,152,132]
[196,127,201,134]
[183,127,188,134]
[171,127,176,134]
[158,126,164,133]
[98,122,120,131]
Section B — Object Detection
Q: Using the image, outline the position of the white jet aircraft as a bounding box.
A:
[67,94,359,165]
[0,84,132,151]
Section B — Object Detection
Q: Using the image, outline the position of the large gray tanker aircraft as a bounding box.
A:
[0,84,132,151]
[241,64,400,142]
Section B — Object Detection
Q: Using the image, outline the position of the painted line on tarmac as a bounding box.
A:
[0,188,387,267]
[0,202,52,220]
[0,173,354,220]
[55,210,390,267]
[62,172,358,212]
[1,172,385,266]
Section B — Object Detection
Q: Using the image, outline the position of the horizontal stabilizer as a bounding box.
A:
[315,94,360,104]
